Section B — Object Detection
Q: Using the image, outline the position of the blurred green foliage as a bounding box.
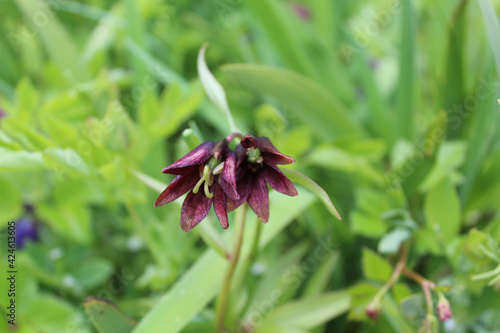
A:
[1,0,500,332]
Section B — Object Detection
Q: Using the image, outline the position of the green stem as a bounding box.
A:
[232,217,262,295]
[216,204,248,332]
[368,244,408,309]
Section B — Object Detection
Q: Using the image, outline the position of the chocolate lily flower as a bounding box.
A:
[154,139,239,231]
[229,134,298,222]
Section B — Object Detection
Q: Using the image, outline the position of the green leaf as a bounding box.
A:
[43,148,91,179]
[419,141,466,191]
[40,116,80,148]
[392,283,412,304]
[37,201,92,244]
[261,291,350,329]
[84,297,136,333]
[351,211,387,238]
[197,44,238,132]
[132,191,316,333]
[222,64,363,140]
[27,294,90,332]
[361,248,392,282]
[424,176,461,243]
[0,175,22,221]
[0,148,45,171]
[378,228,411,255]
[15,77,40,119]
[72,259,114,290]
[280,168,341,220]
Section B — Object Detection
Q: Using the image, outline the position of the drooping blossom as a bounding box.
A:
[154,139,239,231]
[228,134,298,222]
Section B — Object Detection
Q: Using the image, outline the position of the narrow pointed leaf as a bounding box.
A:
[197,44,238,132]
[262,291,350,329]
[281,168,341,220]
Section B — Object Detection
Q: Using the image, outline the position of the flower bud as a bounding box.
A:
[366,303,381,320]
[436,294,452,321]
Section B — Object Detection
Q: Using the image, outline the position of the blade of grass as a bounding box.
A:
[15,0,89,82]
[125,38,186,87]
[460,0,500,204]
[246,0,319,81]
[396,0,416,140]
[442,0,468,139]
[478,0,500,85]
[125,0,148,89]
[354,52,394,144]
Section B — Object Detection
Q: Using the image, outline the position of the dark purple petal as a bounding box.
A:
[220,150,239,200]
[235,144,247,168]
[257,137,295,165]
[263,164,298,197]
[210,139,228,160]
[180,191,213,232]
[154,173,199,207]
[213,185,229,229]
[240,134,258,150]
[162,141,215,175]
[247,174,269,223]
[227,174,251,212]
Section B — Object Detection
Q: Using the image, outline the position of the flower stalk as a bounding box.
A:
[216,204,248,332]
[366,244,408,319]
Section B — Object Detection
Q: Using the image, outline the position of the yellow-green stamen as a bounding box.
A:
[213,162,224,175]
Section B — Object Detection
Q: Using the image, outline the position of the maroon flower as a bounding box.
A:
[154,139,239,231]
[228,134,298,222]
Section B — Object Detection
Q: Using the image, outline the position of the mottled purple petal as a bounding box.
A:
[220,150,239,200]
[213,184,229,229]
[247,174,269,223]
[162,141,215,175]
[227,174,251,212]
[257,137,295,165]
[263,164,298,197]
[180,191,213,232]
[154,173,199,207]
